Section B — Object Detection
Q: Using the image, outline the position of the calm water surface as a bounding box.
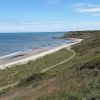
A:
[0,32,69,57]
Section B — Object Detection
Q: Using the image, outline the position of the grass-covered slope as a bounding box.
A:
[0,31,100,100]
[35,31,100,100]
[0,49,72,87]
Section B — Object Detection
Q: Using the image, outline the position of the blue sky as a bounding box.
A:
[0,0,100,32]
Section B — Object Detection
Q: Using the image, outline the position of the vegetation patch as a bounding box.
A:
[0,31,100,100]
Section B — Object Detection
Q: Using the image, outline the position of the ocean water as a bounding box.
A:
[0,32,69,57]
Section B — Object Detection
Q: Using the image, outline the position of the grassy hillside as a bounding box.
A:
[0,31,100,100]
[36,31,100,100]
[0,49,72,87]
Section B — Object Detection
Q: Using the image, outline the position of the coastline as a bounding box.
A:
[0,38,82,70]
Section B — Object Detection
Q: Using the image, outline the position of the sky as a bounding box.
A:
[0,0,100,32]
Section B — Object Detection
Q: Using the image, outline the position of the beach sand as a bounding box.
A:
[0,39,82,70]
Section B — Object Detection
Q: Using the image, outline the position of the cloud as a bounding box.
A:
[69,21,100,31]
[73,3,100,16]
[92,13,100,16]
[0,19,100,32]
[0,19,68,32]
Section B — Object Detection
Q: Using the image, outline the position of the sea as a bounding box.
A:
[0,32,69,58]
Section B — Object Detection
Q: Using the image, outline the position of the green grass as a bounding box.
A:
[0,30,100,100]
[0,49,72,87]
[36,31,100,100]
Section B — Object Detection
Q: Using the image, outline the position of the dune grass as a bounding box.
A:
[0,31,100,100]
[0,48,72,88]
[36,31,100,100]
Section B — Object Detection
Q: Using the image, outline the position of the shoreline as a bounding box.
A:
[0,38,82,70]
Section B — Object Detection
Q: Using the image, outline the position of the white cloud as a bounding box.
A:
[92,13,100,16]
[74,3,100,13]
[0,19,68,32]
[68,21,100,31]
[0,19,100,32]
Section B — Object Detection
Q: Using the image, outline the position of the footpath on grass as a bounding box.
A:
[0,48,74,91]
[40,39,83,73]
[41,48,75,73]
[0,39,83,91]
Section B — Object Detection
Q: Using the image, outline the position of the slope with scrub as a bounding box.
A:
[0,31,100,100]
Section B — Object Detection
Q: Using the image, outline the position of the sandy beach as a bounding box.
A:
[0,38,82,70]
